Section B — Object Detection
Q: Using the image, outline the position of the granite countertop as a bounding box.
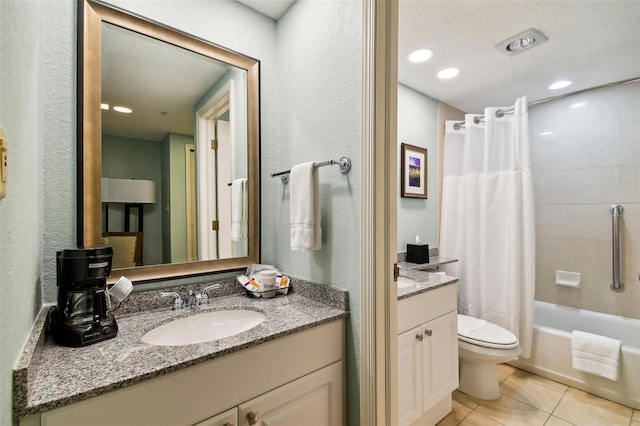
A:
[396,268,458,300]
[13,278,348,418]
[397,255,458,271]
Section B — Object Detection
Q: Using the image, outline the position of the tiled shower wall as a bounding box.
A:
[531,81,640,319]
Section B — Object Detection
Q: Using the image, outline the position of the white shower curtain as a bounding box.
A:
[440,97,535,358]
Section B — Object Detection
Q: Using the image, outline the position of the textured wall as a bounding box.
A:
[532,81,640,319]
[268,1,362,424]
[397,84,439,252]
[0,1,76,424]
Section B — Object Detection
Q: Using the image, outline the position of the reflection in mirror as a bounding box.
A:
[79,0,260,282]
[100,23,248,267]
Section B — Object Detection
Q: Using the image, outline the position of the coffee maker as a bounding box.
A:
[49,247,118,347]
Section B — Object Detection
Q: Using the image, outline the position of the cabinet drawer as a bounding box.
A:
[398,284,457,334]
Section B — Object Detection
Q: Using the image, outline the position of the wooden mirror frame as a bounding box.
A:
[78,0,260,283]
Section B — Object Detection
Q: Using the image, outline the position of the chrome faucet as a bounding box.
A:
[186,289,203,307]
[201,284,221,304]
[160,292,183,310]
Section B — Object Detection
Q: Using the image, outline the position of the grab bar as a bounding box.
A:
[610,204,624,292]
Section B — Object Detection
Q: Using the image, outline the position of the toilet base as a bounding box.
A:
[458,359,500,400]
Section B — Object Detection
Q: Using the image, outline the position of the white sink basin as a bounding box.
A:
[397,276,417,288]
[141,309,266,346]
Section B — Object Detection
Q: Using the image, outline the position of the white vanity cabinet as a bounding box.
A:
[397,284,458,426]
[237,361,343,426]
[26,320,344,426]
[193,361,343,426]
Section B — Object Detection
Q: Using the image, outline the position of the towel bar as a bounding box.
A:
[271,156,352,184]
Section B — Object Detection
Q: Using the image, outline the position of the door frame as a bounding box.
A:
[361,0,398,424]
[195,79,235,260]
[185,144,197,261]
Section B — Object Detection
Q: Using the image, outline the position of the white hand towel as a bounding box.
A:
[231,178,248,241]
[571,330,621,381]
[290,162,321,250]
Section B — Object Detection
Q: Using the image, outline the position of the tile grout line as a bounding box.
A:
[549,384,570,419]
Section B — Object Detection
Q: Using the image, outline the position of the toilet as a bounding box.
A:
[457,314,521,400]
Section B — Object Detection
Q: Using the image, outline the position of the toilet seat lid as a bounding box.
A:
[457,314,519,349]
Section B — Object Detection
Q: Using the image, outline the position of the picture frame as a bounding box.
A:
[400,143,428,199]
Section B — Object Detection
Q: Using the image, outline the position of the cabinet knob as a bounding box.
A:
[247,411,259,425]
[415,334,424,342]
[425,329,432,337]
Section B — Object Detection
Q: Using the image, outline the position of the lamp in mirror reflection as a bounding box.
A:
[101,177,156,231]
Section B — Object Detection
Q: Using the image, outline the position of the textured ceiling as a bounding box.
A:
[398,0,640,112]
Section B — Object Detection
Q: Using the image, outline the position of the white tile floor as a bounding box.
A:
[437,364,640,426]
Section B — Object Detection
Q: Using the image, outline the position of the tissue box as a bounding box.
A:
[406,244,429,264]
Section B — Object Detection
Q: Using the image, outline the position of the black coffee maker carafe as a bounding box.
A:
[49,247,118,347]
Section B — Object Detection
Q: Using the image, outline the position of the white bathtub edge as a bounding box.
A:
[509,325,640,410]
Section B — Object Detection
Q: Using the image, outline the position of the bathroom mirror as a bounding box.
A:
[79,0,260,282]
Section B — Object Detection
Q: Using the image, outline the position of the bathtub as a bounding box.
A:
[510,300,640,410]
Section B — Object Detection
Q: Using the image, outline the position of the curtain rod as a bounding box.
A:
[452,76,640,130]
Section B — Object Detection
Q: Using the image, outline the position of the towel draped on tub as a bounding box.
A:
[571,330,622,381]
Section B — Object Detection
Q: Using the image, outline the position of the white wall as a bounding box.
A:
[397,84,439,253]
[265,1,362,424]
[0,1,76,424]
[532,81,640,319]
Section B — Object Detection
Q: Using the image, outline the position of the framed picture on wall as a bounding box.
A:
[400,143,428,199]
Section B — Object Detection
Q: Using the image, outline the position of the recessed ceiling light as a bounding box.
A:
[548,80,574,90]
[101,103,110,110]
[570,102,587,108]
[496,28,548,56]
[540,131,554,136]
[113,106,133,114]
[437,67,460,79]
[408,48,434,63]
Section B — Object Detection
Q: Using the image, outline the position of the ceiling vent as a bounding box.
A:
[496,28,548,56]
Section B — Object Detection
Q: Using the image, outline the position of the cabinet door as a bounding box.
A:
[421,311,458,411]
[397,325,423,426]
[192,407,238,426]
[238,361,343,426]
